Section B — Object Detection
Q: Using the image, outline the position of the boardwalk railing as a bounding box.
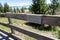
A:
[0,13,60,40]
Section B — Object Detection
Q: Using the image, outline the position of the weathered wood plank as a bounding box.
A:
[43,16,60,26]
[0,13,60,26]
[5,14,27,20]
[0,13,27,20]
[0,22,54,40]
[0,14,42,24]
[26,14,42,24]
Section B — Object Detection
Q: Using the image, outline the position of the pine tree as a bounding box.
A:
[0,3,3,13]
[50,0,59,15]
[32,0,48,14]
[17,8,20,13]
[29,6,33,13]
[21,7,25,13]
[9,7,13,12]
[4,3,10,13]
[14,8,16,13]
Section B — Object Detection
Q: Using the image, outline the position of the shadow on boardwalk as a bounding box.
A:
[0,29,21,40]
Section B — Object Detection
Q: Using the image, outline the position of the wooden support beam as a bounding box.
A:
[0,13,60,26]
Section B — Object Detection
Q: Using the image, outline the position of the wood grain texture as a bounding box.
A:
[0,13,60,26]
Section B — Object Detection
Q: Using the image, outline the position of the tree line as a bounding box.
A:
[0,0,59,14]
[29,0,59,15]
[0,3,26,13]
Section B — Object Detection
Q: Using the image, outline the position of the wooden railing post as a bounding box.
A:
[6,12,15,34]
[40,15,44,30]
[8,17,12,24]
[8,17,15,34]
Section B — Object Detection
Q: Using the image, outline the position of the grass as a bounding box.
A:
[0,25,10,31]
[0,17,10,31]
[0,17,59,40]
[0,17,8,23]
[0,17,36,40]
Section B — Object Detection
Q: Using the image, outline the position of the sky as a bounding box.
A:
[46,0,51,4]
[0,0,32,6]
[0,0,51,7]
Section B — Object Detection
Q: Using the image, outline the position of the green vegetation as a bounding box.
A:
[9,7,13,12]
[49,0,59,33]
[49,0,59,15]
[13,8,21,13]
[4,3,10,13]
[21,7,25,13]
[0,3,13,13]
[0,25,10,31]
[0,3,24,13]
[16,7,20,13]
[0,3,3,13]
[29,0,48,14]
[29,0,59,15]
[13,8,16,13]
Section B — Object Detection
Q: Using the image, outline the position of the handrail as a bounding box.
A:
[0,13,60,26]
